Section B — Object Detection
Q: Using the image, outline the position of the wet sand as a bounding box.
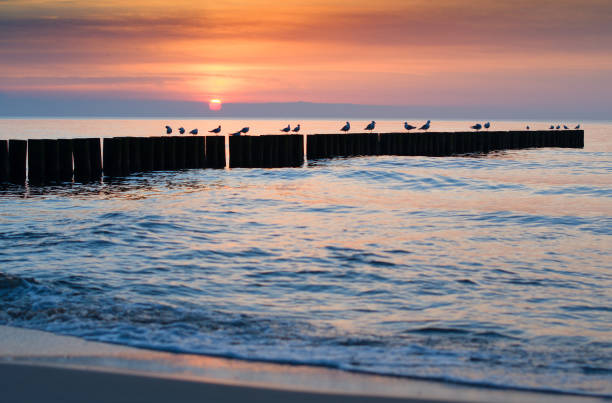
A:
[0,326,605,403]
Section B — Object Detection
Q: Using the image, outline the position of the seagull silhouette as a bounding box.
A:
[179,127,185,134]
[419,120,431,130]
[471,123,482,131]
[563,125,569,130]
[526,126,530,130]
[340,121,350,132]
[549,125,555,129]
[281,125,291,133]
[575,124,581,129]
[404,122,416,131]
[484,122,490,130]
[189,128,198,135]
[556,125,561,130]
[165,125,172,135]
[230,127,249,136]
[364,120,376,132]
[292,124,301,133]
[209,125,221,134]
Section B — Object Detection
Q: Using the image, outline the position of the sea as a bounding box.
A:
[0,118,610,397]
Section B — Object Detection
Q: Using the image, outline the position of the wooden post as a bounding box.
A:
[58,139,73,181]
[295,134,304,166]
[577,130,584,148]
[116,137,129,175]
[0,140,8,183]
[150,137,164,170]
[229,135,243,168]
[185,137,198,168]
[306,135,316,160]
[89,138,101,180]
[174,136,186,169]
[163,137,175,170]
[140,137,154,171]
[250,136,263,167]
[8,140,27,185]
[362,133,372,156]
[271,135,280,167]
[128,137,141,173]
[73,138,91,182]
[27,139,45,185]
[481,132,490,153]
[283,135,294,166]
[103,138,114,176]
[206,136,225,169]
[195,136,206,168]
[44,139,60,182]
[379,133,391,155]
[319,135,328,158]
[331,134,340,157]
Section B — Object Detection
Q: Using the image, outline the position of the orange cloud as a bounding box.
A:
[0,0,611,108]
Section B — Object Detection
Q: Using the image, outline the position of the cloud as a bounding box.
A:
[0,0,611,110]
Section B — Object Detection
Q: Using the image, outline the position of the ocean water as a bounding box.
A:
[0,119,611,397]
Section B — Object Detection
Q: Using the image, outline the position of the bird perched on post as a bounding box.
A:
[419,120,431,130]
[364,121,376,132]
[404,122,416,131]
[281,125,291,133]
[179,127,185,134]
[471,123,482,131]
[340,122,350,132]
[484,122,490,130]
[556,125,561,130]
[549,125,555,129]
[209,125,221,134]
[575,124,581,129]
[165,125,172,134]
[230,127,249,136]
[526,126,530,130]
[189,128,198,135]
[292,124,301,133]
[563,125,569,129]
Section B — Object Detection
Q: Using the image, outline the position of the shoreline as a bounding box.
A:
[0,325,606,403]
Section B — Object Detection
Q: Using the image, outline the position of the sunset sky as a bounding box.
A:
[1,0,611,117]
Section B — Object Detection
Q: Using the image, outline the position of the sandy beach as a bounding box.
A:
[0,325,606,403]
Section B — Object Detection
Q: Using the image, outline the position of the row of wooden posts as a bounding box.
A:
[0,130,584,185]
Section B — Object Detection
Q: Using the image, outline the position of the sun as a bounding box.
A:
[208,99,222,111]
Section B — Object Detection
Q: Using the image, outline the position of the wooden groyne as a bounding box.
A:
[307,130,583,158]
[229,134,304,168]
[0,130,584,185]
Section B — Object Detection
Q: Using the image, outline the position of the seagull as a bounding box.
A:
[484,122,490,130]
[404,122,416,130]
[471,123,482,131]
[556,125,561,130]
[209,125,221,134]
[526,126,530,130]
[419,120,431,130]
[364,120,376,132]
[575,124,580,129]
[340,121,350,132]
[281,124,291,133]
[240,127,249,134]
[292,124,301,133]
[564,125,569,129]
[165,125,172,134]
[189,128,198,135]
[179,127,185,134]
[549,125,555,129]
